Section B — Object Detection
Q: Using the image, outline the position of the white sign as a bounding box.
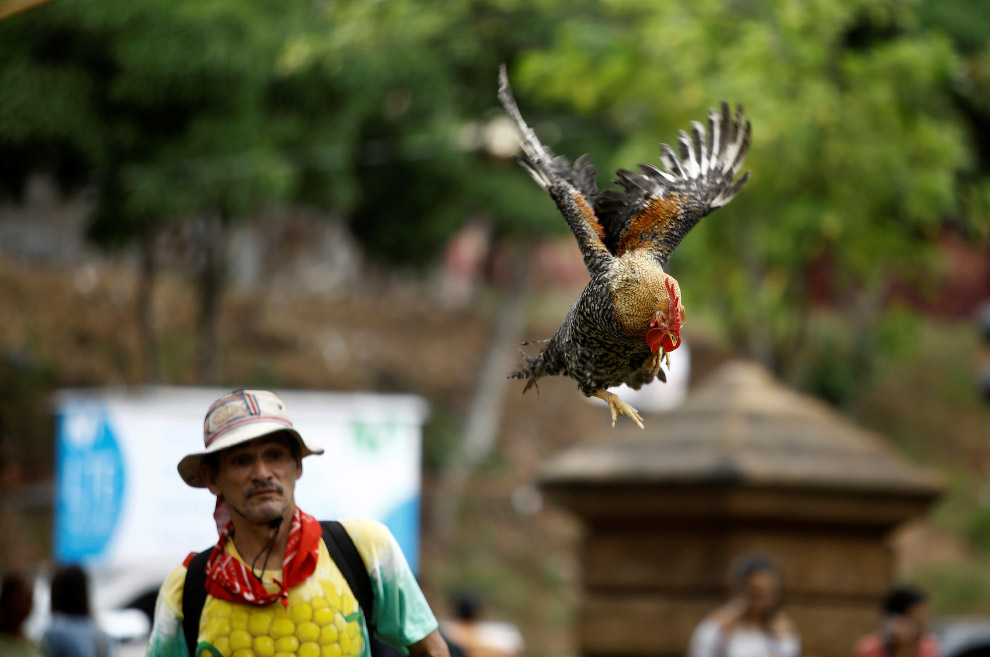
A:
[54,387,428,572]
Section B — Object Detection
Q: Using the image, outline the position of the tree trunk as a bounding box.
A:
[137,230,161,384]
[431,243,530,544]
[195,212,225,384]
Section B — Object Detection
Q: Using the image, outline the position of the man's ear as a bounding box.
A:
[201,462,220,495]
[295,458,303,481]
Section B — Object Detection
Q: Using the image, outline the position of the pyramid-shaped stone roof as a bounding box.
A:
[542,361,941,498]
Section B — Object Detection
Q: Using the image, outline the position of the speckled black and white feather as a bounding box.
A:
[595,100,751,267]
[497,65,613,278]
[511,273,666,396]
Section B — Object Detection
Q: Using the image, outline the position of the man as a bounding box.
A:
[855,587,940,657]
[147,390,450,657]
[439,592,523,657]
[687,553,800,657]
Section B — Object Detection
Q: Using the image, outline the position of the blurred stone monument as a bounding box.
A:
[540,361,941,657]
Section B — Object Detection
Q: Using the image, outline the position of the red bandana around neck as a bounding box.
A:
[198,500,322,608]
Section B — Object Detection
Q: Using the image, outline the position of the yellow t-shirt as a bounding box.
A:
[147,519,437,657]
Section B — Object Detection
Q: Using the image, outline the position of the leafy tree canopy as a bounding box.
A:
[0,0,985,364]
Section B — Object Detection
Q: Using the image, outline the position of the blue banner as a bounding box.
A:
[55,403,126,563]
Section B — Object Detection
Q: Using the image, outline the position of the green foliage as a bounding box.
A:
[421,404,464,475]
[798,323,865,406]
[0,0,581,261]
[917,0,990,55]
[0,0,987,376]
[967,508,990,549]
[264,0,571,263]
[912,556,990,617]
[848,316,990,616]
[918,0,990,241]
[0,0,297,243]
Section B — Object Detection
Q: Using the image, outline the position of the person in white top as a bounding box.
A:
[440,592,524,657]
[687,553,800,657]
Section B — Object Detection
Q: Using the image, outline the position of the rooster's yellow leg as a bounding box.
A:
[591,389,645,429]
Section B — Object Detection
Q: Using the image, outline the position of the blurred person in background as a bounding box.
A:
[978,301,990,404]
[439,591,523,657]
[687,553,800,657]
[855,587,940,657]
[41,564,115,657]
[0,573,45,657]
[147,389,450,657]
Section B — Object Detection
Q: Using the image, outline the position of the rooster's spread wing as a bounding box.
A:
[498,66,613,278]
[595,101,751,268]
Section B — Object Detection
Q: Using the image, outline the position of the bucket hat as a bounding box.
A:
[177,389,323,488]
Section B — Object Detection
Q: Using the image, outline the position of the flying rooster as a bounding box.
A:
[500,66,751,428]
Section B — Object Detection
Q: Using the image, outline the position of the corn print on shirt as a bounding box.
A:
[147,519,438,657]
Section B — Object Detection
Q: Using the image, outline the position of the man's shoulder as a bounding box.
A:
[703,604,738,629]
[771,611,799,636]
[158,559,192,603]
[920,634,941,657]
[331,518,411,578]
[338,517,391,533]
[338,518,397,548]
[854,632,884,657]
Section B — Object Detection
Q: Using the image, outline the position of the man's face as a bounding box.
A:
[742,570,781,619]
[904,601,930,635]
[202,434,302,525]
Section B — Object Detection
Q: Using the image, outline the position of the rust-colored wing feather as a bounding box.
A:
[596,101,751,267]
[498,65,614,277]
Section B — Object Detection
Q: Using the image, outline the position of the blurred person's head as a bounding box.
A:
[50,564,91,617]
[882,586,930,639]
[0,573,34,635]
[452,591,484,622]
[729,552,783,623]
[176,390,323,527]
[978,300,990,345]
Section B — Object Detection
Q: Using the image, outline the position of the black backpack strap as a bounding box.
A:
[182,548,213,657]
[320,520,375,629]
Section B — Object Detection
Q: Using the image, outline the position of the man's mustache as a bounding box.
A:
[244,481,284,498]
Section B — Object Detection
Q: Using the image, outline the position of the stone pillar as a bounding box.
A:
[540,362,941,657]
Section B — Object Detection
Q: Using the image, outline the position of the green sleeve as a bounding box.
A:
[146,563,192,657]
[341,519,439,654]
